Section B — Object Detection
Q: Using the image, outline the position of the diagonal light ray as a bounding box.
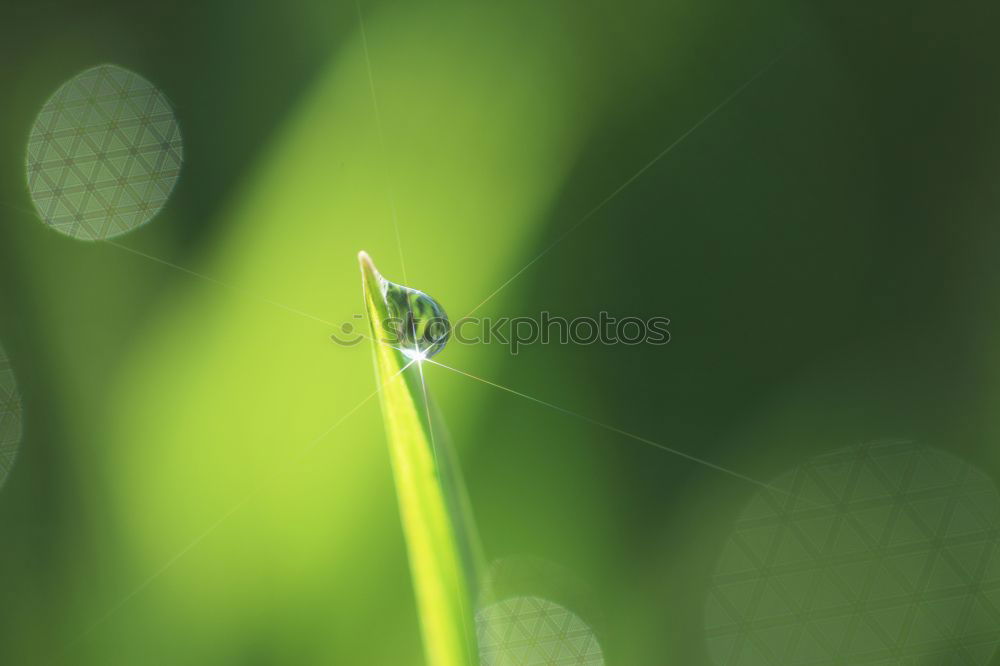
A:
[1,200,342,332]
[413,352,479,658]
[356,0,408,285]
[461,50,788,321]
[63,359,415,652]
[425,357,785,494]
[415,344,439,466]
[103,239,341,329]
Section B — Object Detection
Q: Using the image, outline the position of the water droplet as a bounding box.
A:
[361,253,450,359]
[382,279,450,360]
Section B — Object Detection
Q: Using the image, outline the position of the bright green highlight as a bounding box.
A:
[93,4,588,662]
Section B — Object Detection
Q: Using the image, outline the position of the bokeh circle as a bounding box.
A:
[0,344,22,489]
[705,440,1000,665]
[477,595,604,665]
[25,64,183,240]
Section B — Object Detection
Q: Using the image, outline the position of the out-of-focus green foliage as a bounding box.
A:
[4,0,1000,664]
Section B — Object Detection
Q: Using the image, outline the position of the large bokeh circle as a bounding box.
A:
[25,64,183,240]
[0,344,22,488]
[477,595,604,665]
[705,440,1000,665]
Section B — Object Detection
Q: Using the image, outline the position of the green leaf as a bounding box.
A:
[359,251,478,666]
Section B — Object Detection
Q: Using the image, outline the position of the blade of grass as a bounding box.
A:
[359,251,477,666]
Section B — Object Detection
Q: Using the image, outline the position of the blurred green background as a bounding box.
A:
[3,0,1000,663]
